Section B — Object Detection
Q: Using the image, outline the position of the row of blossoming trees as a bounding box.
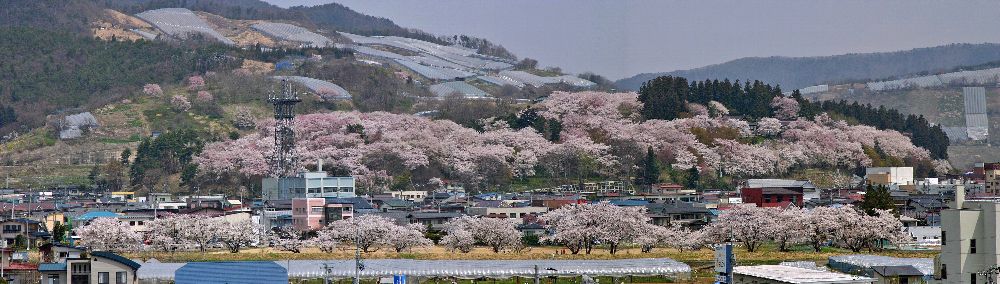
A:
[74,203,908,254]
[195,91,949,192]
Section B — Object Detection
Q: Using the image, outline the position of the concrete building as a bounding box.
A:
[291,197,373,231]
[389,191,428,202]
[984,163,1000,195]
[866,167,915,186]
[732,265,874,284]
[937,188,1000,283]
[739,179,814,208]
[466,206,548,220]
[262,169,355,201]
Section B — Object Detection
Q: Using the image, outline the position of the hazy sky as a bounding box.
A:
[265,0,1000,79]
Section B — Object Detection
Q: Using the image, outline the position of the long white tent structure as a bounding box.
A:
[252,22,333,47]
[138,258,691,281]
[136,8,234,45]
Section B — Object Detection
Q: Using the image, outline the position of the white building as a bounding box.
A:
[389,191,428,202]
[937,188,1000,283]
[866,167,915,186]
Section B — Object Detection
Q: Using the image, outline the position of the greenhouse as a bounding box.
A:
[137,258,691,282]
[827,254,933,281]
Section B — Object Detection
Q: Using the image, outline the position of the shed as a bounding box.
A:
[175,261,288,284]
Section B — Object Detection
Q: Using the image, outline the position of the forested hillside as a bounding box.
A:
[637,77,950,160]
[617,43,1000,91]
[0,28,238,134]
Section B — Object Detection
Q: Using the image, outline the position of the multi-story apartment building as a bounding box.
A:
[937,188,1000,283]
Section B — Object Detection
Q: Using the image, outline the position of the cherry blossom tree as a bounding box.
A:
[770,96,799,120]
[756,117,783,136]
[218,219,262,253]
[195,91,214,102]
[772,207,806,252]
[704,204,775,252]
[143,83,163,96]
[442,216,522,253]
[170,95,191,112]
[541,202,648,254]
[321,215,431,253]
[75,218,142,253]
[179,215,221,252]
[145,215,194,252]
[270,226,306,253]
[440,228,475,253]
[187,75,205,90]
[801,206,846,252]
[708,101,729,117]
[386,224,433,252]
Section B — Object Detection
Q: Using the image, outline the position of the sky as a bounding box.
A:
[265,0,1000,80]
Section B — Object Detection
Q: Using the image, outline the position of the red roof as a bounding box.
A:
[7,263,38,270]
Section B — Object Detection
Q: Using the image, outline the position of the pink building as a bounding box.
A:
[291,198,356,231]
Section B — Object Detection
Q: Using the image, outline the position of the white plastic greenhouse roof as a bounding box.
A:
[828,255,933,276]
[252,22,332,47]
[734,265,874,284]
[138,258,691,280]
[395,59,476,80]
[136,8,234,45]
[430,81,490,98]
[272,76,351,99]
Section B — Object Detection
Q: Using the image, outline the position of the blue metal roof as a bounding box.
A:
[608,200,649,207]
[38,263,66,272]
[175,261,288,284]
[75,211,119,221]
[92,251,142,270]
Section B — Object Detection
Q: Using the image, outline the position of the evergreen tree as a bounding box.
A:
[686,167,700,189]
[635,147,660,190]
[860,184,896,216]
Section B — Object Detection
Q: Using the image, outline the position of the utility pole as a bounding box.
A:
[354,206,362,284]
[533,265,540,284]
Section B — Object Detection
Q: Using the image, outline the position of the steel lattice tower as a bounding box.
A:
[268,79,302,177]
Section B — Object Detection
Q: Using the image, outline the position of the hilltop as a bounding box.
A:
[615,43,1000,91]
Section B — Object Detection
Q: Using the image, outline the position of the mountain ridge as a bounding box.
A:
[616,43,1000,91]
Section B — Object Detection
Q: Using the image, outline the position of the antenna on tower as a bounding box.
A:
[267,79,302,177]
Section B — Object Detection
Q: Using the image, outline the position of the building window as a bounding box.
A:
[900,276,908,284]
[971,239,977,254]
[116,271,127,284]
[311,207,323,214]
[972,273,976,283]
[941,264,946,279]
[941,231,946,244]
[49,274,59,284]
[99,272,110,284]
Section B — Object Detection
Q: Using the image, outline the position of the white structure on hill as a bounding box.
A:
[135,8,234,45]
[963,87,989,141]
[251,22,332,47]
[271,76,351,100]
[429,81,490,99]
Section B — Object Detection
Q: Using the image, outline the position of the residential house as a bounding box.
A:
[645,201,711,228]
[39,251,141,284]
[466,206,548,220]
[517,223,546,236]
[985,162,1000,195]
[0,218,50,248]
[935,189,1000,283]
[904,196,948,226]
[870,265,924,284]
[407,212,461,230]
[529,195,586,210]
[740,179,814,208]
[389,191,428,202]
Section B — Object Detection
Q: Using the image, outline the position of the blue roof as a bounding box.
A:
[38,263,66,272]
[175,261,288,284]
[609,200,649,207]
[75,211,119,221]
[92,251,141,270]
